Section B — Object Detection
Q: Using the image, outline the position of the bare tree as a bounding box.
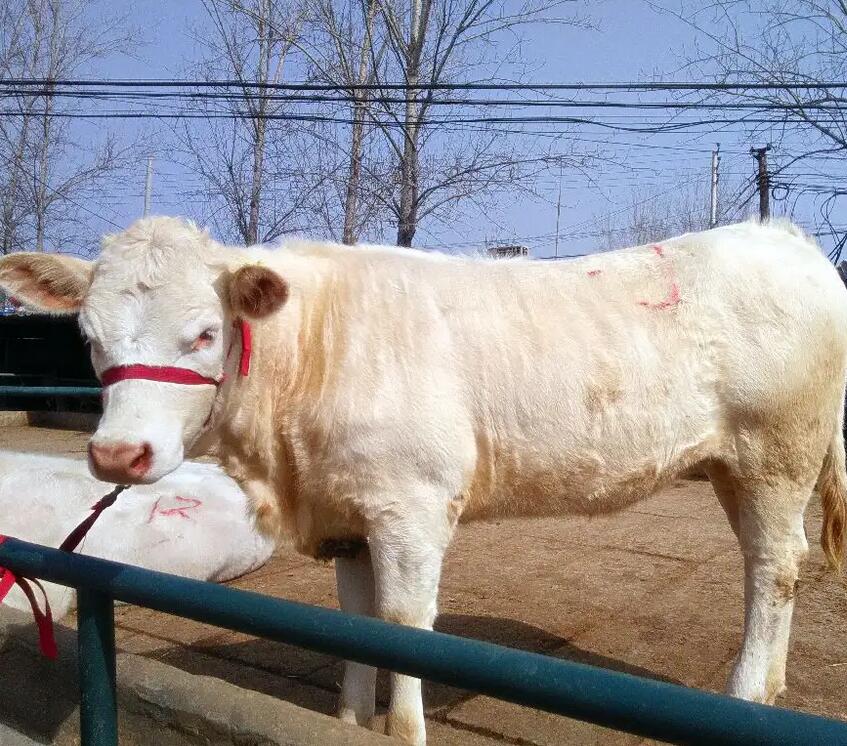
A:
[299,0,591,247]
[180,1,590,247]
[596,191,705,251]
[0,2,32,254]
[370,0,588,247]
[299,0,394,244]
[649,1,847,247]
[650,1,847,152]
[0,0,136,254]
[177,0,325,246]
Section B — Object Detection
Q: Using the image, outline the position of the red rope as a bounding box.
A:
[0,536,57,659]
[59,484,128,553]
[0,484,129,659]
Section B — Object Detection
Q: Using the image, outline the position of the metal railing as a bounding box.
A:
[2,537,847,745]
[0,386,101,397]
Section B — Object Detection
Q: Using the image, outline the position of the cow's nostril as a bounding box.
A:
[88,440,152,483]
[130,442,152,475]
[88,442,110,467]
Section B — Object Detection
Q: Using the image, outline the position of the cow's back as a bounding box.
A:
[427,222,847,520]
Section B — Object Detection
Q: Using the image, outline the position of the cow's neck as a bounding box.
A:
[206,261,345,541]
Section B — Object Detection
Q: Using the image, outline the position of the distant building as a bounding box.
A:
[487,244,529,259]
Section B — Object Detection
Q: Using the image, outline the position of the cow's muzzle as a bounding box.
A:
[88,440,153,483]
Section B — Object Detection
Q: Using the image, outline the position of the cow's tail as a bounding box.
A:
[818,397,847,572]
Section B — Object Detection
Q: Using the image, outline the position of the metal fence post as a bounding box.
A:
[76,588,118,746]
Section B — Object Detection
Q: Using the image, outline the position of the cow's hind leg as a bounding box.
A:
[336,550,377,727]
[727,472,813,704]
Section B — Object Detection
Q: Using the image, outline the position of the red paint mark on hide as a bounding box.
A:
[638,282,681,310]
[159,496,203,519]
[148,495,203,521]
[637,243,681,310]
[146,497,162,524]
[587,269,602,277]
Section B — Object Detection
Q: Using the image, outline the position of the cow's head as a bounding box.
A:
[0,217,288,484]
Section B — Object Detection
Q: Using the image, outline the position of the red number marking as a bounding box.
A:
[148,495,203,521]
[638,244,681,310]
[638,283,681,310]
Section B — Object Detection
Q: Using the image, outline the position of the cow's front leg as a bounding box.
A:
[369,511,452,746]
[335,550,377,727]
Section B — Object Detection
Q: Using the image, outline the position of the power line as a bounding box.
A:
[4,88,847,111]
[5,78,847,91]
[0,109,817,135]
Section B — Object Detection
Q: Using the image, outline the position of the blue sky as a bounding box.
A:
[66,1,836,257]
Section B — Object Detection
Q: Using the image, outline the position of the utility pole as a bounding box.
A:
[143,156,154,217]
[751,145,771,222]
[554,163,563,258]
[709,144,720,229]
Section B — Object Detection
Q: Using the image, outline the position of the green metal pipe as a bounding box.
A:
[0,386,101,397]
[77,588,118,746]
[2,537,846,746]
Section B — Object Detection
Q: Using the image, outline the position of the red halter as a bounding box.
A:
[100,319,252,388]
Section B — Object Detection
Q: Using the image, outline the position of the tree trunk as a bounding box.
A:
[35,88,56,253]
[395,0,427,247]
[396,128,419,246]
[343,102,365,245]
[35,0,61,252]
[1,113,30,254]
[247,114,266,245]
[342,0,377,246]
[246,8,268,246]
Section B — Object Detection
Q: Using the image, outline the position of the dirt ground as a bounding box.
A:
[2,423,847,745]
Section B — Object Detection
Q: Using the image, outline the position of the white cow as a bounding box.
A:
[0,451,275,619]
[0,216,845,745]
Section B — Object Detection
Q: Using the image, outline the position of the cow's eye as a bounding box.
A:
[191,329,216,351]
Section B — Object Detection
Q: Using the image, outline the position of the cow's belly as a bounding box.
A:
[459,411,720,522]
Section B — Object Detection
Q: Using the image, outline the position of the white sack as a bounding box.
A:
[0,451,275,619]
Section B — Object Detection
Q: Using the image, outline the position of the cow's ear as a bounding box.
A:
[228,265,289,319]
[0,253,93,314]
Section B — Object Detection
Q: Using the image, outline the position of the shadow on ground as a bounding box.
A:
[150,613,681,718]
